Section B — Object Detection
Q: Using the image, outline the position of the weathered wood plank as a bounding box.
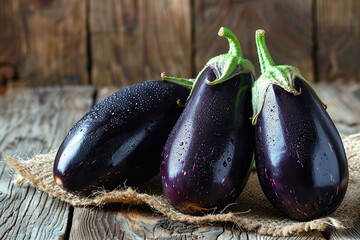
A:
[316,0,360,82]
[314,81,360,135]
[0,0,88,88]
[70,205,326,240]
[0,0,22,91]
[0,86,94,239]
[2,0,360,90]
[89,0,192,86]
[194,0,314,81]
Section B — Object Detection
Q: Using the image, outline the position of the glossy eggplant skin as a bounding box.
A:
[255,77,348,221]
[161,67,255,214]
[54,80,189,196]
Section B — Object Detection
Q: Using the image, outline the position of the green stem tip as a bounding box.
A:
[162,27,254,93]
[252,29,326,125]
[255,29,276,74]
[205,27,255,85]
[218,27,242,58]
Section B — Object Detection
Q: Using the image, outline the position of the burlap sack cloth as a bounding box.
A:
[5,133,360,237]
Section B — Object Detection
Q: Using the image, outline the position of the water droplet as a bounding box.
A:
[179,142,184,146]
[227,157,231,162]
[223,161,228,167]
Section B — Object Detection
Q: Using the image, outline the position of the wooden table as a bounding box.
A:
[1,82,360,240]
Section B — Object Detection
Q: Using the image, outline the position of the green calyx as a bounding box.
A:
[205,27,255,85]
[251,29,324,125]
[161,27,255,99]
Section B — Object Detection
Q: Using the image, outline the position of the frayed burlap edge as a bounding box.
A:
[5,133,360,237]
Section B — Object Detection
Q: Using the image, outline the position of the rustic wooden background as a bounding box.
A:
[0,0,360,93]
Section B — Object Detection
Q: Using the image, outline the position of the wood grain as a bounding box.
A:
[0,0,88,88]
[89,0,192,87]
[0,86,93,239]
[316,0,360,82]
[194,0,314,81]
[328,219,360,240]
[0,0,24,92]
[2,0,360,90]
[70,205,326,240]
[314,81,360,135]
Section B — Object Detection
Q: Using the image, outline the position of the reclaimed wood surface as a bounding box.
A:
[316,0,360,82]
[89,0,192,86]
[0,86,93,239]
[0,0,88,87]
[1,0,360,90]
[1,84,359,240]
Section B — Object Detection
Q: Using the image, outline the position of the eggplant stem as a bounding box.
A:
[255,29,276,74]
[161,72,194,90]
[204,27,254,86]
[218,27,242,58]
[251,29,327,125]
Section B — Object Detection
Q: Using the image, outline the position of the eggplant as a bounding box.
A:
[161,27,255,214]
[252,29,349,221]
[53,80,190,196]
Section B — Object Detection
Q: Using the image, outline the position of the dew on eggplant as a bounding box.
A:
[54,80,189,196]
[252,29,348,221]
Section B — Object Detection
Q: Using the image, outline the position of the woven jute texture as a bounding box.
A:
[5,133,360,237]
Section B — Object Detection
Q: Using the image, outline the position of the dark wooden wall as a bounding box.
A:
[0,0,359,92]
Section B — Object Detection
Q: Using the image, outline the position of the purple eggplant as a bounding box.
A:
[252,29,348,221]
[161,27,255,214]
[53,80,189,196]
